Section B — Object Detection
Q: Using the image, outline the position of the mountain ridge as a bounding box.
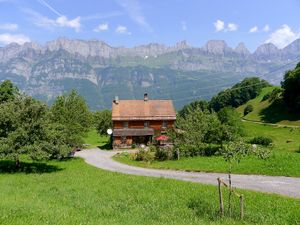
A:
[1,37,300,110]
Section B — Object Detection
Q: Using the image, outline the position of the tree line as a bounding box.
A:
[0,81,93,167]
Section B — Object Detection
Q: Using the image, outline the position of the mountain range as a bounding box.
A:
[1,37,300,110]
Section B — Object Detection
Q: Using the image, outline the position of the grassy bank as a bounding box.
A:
[114,121,300,177]
[83,129,109,149]
[236,87,300,126]
[0,158,299,225]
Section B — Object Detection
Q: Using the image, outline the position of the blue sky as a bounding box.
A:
[0,0,300,51]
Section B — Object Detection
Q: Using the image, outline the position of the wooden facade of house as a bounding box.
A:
[111,94,176,148]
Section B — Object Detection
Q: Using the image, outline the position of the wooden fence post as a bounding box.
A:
[217,178,224,217]
[240,195,244,220]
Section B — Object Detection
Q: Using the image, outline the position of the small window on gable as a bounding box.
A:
[162,121,167,128]
[123,121,128,128]
[144,121,149,128]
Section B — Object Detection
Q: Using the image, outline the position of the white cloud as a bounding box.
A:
[181,21,187,31]
[56,16,81,32]
[263,25,270,32]
[227,23,238,31]
[214,19,224,32]
[0,33,30,45]
[115,25,131,35]
[93,23,108,32]
[265,24,300,48]
[214,20,238,32]
[249,26,258,33]
[116,0,152,32]
[0,23,18,31]
[24,9,81,32]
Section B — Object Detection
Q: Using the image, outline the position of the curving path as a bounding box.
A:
[76,148,300,199]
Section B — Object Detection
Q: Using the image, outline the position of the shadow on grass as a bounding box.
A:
[259,100,300,124]
[98,142,112,150]
[0,160,63,174]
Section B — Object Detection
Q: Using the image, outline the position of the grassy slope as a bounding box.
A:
[83,129,109,149]
[236,87,300,126]
[115,121,300,177]
[0,158,299,225]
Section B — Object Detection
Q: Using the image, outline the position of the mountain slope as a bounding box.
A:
[1,38,300,110]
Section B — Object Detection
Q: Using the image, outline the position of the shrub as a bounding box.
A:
[131,143,136,149]
[244,104,253,116]
[135,149,154,162]
[262,92,271,101]
[249,136,273,146]
[148,145,157,152]
[269,88,282,102]
[155,147,174,161]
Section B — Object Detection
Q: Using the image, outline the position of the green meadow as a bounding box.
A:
[0,158,299,225]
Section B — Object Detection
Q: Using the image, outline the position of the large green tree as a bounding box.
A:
[171,109,223,156]
[217,107,244,144]
[93,110,112,135]
[281,62,300,111]
[51,90,91,147]
[0,80,19,103]
[0,96,70,167]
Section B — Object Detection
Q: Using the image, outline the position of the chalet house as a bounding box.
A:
[112,93,176,148]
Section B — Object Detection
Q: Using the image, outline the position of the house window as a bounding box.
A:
[144,121,149,128]
[123,121,128,128]
[162,121,167,128]
[121,136,126,144]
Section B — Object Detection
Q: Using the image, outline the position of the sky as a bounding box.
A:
[0,0,300,52]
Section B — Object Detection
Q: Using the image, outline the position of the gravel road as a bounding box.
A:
[76,148,300,199]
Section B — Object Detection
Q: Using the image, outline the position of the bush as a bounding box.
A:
[262,92,271,101]
[269,88,282,102]
[131,143,136,149]
[155,147,174,161]
[249,136,273,146]
[244,104,253,116]
[135,149,154,162]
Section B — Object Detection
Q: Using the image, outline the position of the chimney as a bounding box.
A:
[114,96,119,104]
[144,93,148,101]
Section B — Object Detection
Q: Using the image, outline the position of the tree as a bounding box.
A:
[171,108,223,157]
[210,77,270,111]
[0,80,19,103]
[93,110,112,135]
[281,62,300,111]
[178,100,210,118]
[243,104,253,116]
[51,90,91,147]
[0,96,70,167]
[220,141,270,217]
[217,107,244,144]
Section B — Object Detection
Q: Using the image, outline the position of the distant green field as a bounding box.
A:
[115,121,300,177]
[236,87,300,126]
[0,158,299,225]
[83,129,109,149]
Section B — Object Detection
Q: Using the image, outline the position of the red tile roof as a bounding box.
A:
[112,100,176,121]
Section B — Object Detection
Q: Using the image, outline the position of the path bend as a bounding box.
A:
[76,148,300,199]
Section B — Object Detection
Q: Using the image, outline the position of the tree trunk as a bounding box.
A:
[15,157,20,168]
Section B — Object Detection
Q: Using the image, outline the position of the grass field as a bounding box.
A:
[0,158,299,225]
[114,121,300,177]
[83,129,109,149]
[236,87,300,126]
